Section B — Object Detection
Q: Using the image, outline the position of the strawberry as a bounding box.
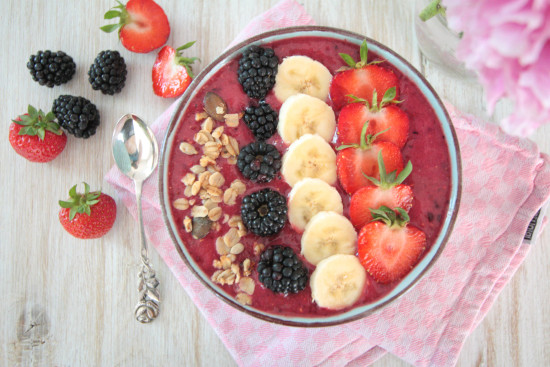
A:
[9,105,67,163]
[59,183,117,239]
[152,42,198,98]
[358,206,426,283]
[337,88,409,149]
[101,0,170,53]
[329,40,399,111]
[336,122,403,195]
[349,151,413,229]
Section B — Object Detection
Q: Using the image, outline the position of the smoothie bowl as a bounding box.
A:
[159,26,461,326]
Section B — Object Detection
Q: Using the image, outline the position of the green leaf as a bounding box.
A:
[176,41,196,51]
[69,207,78,221]
[84,182,90,195]
[359,121,370,149]
[59,200,73,209]
[419,0,446,22]
[19,126,36,136]
[37,128,45,140]
[339,53,356,68]
[395,160,413,185]
[27,105,38,119]
[100,23,121,33]
[183,64,194,79]
[359,39,368,64]
[381,87,396,105]
[335,143,357,151]
[69,184,77,198]
[396,207,410,222]
[104,10,121,19]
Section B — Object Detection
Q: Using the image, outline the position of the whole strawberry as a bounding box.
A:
[59,183,117,239]
[152,41,198,98]
[101,0,170,53]
[9,105,67,163]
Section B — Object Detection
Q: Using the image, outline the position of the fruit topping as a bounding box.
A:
[281,134,337,187]
[101,0,170,54]
[349,151,413,229]
[237,45,279,99]
[358,206,426,284]
[310,254,367,310]
[243,100,278,140]
[52,95,100,139]
[88,50,127,95]
[278,93,336,144]
[237,141,282,183]
[287,178,343,233]
[58,182,117,239]
[203,92,228,122]
[337,88,409,149]
[9,105,67,163]
[329,40,399,111]
[257,245,308,294]
[152,42,198,98]
[336,121,403,194]
[273,55,332,102]
[301,211,357,265]
[241,188,287,237]
[27,50,76,87]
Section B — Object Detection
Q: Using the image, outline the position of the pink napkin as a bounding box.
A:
[105,1,550,366]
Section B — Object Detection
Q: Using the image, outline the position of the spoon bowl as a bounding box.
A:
[112,113,161,323]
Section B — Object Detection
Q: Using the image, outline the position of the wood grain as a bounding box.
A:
[1,0,549,366]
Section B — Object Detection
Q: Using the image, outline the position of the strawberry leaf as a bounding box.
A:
[59,182,103,221]
[100,23,121,33]
[395,160,413,185]
[104,10,121,19]
[176,41,196,51]
[37,128,45,140]
[339,53,356,68]
[27,105,38,119]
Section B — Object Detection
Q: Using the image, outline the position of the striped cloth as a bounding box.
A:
[105,1,550,365]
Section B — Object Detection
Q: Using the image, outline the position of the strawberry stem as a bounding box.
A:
[13,105,62,140]
[370,206,410,228]
[362,150,412,189]
[174,42,199,78]
[337,39,385,70]
[59,182,101,221]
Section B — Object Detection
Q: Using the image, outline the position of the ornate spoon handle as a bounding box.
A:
[133,180,160,323]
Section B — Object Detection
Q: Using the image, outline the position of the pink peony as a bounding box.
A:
[442,0,550,136]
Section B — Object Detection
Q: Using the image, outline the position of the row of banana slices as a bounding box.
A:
[272,55,367,310]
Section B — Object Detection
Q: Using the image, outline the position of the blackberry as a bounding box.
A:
[241,188,287,237]
[257,245,308,294]
[243,101,278,140]
[88,50,127,95]
[27,50,76,87]
[237,45,278,99]
[237,142,281,183]
[52,95,100,139]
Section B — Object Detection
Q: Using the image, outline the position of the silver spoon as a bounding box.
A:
[112,114,160,323]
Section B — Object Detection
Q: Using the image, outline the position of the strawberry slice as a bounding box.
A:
[358,206,426,284]
[329,40,399,111]
[349,151,413,229]
[336,122,403,195]
[101,0,170,53]
[152,42,198,98]
[337,88,409,149]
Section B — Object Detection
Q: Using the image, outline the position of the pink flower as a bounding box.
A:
[442,0,550,136]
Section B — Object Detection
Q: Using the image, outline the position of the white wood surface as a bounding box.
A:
[1,1,549,366]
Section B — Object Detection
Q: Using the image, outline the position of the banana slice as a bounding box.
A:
[281,134,337,187]
[278,93,336,144]
[310,254,367,310]
[288,178,343,232]
[274,55,333,102]
[301,211,357,265]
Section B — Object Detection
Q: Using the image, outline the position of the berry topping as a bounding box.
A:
[241,188,287,237]
[257,245,308,294]
[88,50,127,95]
[100,0,170,54]
[27,50,76,87]
[237,45,279,99]
[52,95,100,139]
[243,100,278,140]
[237,141,282,183]
[9,105,67,163]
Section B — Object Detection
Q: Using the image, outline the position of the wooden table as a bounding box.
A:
[2,1,549,366]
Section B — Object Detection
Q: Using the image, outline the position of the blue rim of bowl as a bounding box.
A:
[159,25,462,327]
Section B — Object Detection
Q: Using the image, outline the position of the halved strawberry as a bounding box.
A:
[358,206,426,283]
[337,88,409,148]
[101,0,170,53]
[349,151,413,229]
[9,105,67,163]
[329,40,399,111]
[152,42,198,98]
[336,122,403,195]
